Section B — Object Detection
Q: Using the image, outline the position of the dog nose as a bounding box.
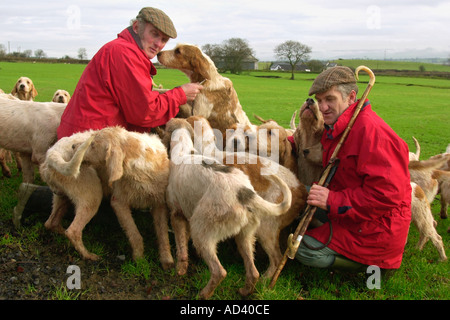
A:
[302,149,310,156]
[306,98,314,105]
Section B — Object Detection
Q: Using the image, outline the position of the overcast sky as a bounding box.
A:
[1,0,449,61]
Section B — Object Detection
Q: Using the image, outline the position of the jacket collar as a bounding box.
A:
[324,99,371,140]
[118,27,157,76]
[125,26,144,50]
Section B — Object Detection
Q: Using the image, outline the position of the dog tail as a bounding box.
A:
[290,110,297,130]
[245,174,292,216]
[47,135,95,178]
[412,136,420,160]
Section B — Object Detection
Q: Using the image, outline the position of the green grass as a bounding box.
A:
[0,61,449,300]
[0,62,85,101]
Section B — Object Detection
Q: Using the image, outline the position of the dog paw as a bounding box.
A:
[83,252,100,261]
[199,288,214,300]
[161,260,175,270]
[44,223,65,235]
[176,261,188,275]
[238,286,255,297]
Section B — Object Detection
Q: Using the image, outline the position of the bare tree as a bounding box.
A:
[221,38,254,74]
[202,38,255,74]
[78,48,87,60]
[34,49,47,59]
[274,40,311,80]
[23,50,32,58]
[202,44,222,61]
[0,44,7,57]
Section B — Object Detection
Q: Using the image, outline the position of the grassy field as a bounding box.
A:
[258,59,450,74]
[331,59,450,72]
[0,61,449,301]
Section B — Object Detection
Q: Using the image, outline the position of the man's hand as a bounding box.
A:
[181,83,203,102]
[307,184,329,210]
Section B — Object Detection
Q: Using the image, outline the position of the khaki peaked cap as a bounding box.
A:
[309,66,356,96]
[136,7,177,39]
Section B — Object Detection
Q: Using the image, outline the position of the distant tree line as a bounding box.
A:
[202,38,316,79]
[0,45,89,63]
[1,40,328,77]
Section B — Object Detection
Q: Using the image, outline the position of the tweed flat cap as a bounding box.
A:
[136,7,177,39]
[309,66,356,96]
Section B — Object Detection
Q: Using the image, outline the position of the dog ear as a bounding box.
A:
[279,138,293,167]
[11,84,18,96]
[31,85,38,99]
[105,144,124,187]
[191,52,212,81]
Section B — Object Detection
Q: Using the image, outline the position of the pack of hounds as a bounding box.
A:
[0,44,448,299]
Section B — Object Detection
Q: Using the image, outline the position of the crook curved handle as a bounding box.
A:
[355,65,376,86]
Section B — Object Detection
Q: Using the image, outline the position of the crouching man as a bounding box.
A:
[295,66,411,277]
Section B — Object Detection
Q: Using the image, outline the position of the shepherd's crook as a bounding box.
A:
[269,66,376,289]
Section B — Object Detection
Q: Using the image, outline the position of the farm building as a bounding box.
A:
[270,62,310,72]
[325,62,338,69]
[214,55,259,70]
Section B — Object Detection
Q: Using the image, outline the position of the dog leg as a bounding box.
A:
[191,228,227,299]
[110,196,144,261]
[256,229,282,279]
[44,194,71,234]
[14,152,22,172]
[235,226,260,297]
[170,209,190,275]
[19,153,34,183]
[151,203,175,270]
[196,243,227,300]
[414,216,430,250]
[414,218,447,261]
[429,234,447,262]
[417,233,429,251]
[440,195,448,219]
[65,203,101,260]
[0,157,12,178]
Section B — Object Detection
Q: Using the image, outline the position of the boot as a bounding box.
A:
[381,268,397,281]
[13,183,53,228]
[330,255,367,273]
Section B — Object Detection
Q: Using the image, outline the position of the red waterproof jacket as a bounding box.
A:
[57,27,186,139]
[306,100,411,269]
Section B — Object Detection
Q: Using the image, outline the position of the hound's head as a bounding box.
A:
[163,118,196,159]
[186,116,220,155]
[157,44,216,83]
[302,142,323,165]
[52,89,71,104]
[256,121,290,161]
[299,98,323,130]
[11,76,38,100]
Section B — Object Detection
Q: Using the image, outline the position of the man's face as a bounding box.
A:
[133,21,169,59]
[315,86,356,125]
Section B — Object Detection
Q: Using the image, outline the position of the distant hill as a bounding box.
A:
[331,59,450,73]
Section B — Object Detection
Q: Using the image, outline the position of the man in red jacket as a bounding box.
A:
[13,7,203,227]
[295,67,411,274]
[58,7,203,139]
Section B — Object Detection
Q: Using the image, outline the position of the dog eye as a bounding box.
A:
[175,48,181,54]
